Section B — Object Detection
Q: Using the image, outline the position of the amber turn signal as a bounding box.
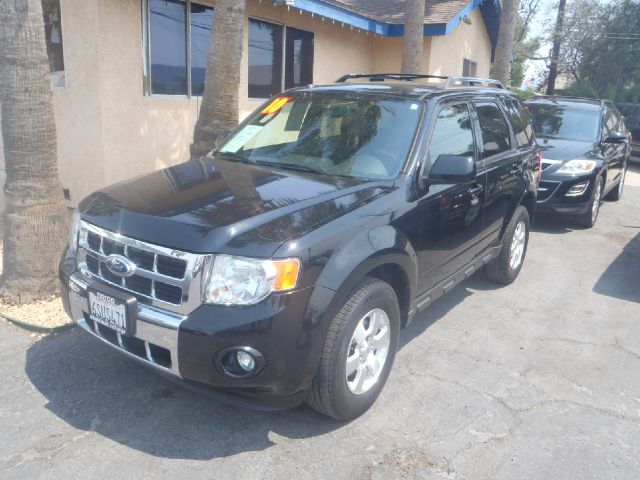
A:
[272,258,301,291]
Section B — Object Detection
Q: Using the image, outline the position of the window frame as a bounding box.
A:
[462,58,478,77]
[42,0,66,87]
[143,0,214,98]
[472,100,514,160]
[248,16,314,100]
[423,100,479,175]
[500,97,535,147]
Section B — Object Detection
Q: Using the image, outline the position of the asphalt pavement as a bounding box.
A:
[1,167,640,479]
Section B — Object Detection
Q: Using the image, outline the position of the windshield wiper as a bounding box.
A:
[254,160,327,176]
[215,151,255,165]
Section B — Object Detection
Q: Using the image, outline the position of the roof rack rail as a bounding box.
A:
[335,73,448,83]
[446,76,504,89]
[335,73,505,90]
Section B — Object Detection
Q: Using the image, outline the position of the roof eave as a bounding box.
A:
[283,0,501,49]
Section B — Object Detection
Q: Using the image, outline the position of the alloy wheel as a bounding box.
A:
[592,180,602,224]
[509,221,526,270]
[345,308,391,395]
[619,167,626,197]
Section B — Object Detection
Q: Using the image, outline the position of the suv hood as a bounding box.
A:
[79,157,387,255]
[538,137,597,161]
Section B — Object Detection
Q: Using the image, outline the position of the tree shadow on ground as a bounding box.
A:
[593,232,640,303]
[23,274,493,461]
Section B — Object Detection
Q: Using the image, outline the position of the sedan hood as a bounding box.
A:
[538,138,597,161]
[79,157,387,255]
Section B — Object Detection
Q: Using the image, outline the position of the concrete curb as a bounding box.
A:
[0,312,75,334]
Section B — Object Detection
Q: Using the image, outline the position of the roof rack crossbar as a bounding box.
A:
[446,76,504,89]
[335,73,449,83]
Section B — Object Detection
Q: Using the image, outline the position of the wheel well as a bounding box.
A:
[366,264,411,329]
[520,191,536,221]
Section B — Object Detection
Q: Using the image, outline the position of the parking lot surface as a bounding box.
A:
[1,167,640,480]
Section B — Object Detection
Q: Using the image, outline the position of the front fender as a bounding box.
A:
[313,225,418,327]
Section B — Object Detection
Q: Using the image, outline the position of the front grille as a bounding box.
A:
[77,221,210,313]
[84,313,172,369]
[537,180,561,202]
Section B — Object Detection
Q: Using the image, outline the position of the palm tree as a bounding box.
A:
[401,0,426,74]
[190,0,246,158]
[0,0,68,303]
[492,0,521,86]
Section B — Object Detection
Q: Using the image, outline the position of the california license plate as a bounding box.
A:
[88,290,128,334]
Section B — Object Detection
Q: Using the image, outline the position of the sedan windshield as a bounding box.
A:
[527,104,600,142]
[217,93,423,180]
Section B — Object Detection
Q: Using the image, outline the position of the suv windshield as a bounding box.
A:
[527,104,600,142]
[217,93,423,180]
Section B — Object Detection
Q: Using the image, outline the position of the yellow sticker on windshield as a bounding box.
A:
[261,96,292,115]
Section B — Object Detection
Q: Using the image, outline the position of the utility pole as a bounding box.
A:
[546,0,567,95]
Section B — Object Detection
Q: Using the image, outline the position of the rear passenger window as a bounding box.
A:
[504,99,534,147]
[428,104,475,166]
[476,103,512,157]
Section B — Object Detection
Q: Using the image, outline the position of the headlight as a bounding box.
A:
[205,255,301,305]
[69,210,81,250]
[556,159,597,175]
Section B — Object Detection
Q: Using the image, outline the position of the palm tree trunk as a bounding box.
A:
[190,0,246,159]
[401,0,426,74]
[546,0,567,95]
[492,0,521,86]
[0,0,68,304]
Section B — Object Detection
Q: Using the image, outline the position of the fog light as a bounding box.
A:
[217,346,265,379]
[236,350,256,372]
[566,181,590,197]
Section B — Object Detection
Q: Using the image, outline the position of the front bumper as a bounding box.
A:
[536,173,595,215]
[60,250,333,411]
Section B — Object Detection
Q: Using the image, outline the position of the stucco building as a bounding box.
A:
[0,0,501,208]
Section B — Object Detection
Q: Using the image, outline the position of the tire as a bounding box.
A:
[484,205,530,285]
[605,163,626,202]
[577,175,603,228]
[306,277,400,421]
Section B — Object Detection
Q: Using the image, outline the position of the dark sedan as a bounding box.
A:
[525,97,631,227]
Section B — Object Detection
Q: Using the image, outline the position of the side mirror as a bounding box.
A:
[604,131,627,144]
[426,155,476,184]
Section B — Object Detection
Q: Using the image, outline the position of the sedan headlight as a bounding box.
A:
[556,159,597,175]
[205,255,301,305]
[69,210,81,250]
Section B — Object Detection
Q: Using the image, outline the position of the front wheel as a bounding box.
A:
[606,163,626,201]
[577,175,603,228]
[484,205,530,285]
[306,277,400,420]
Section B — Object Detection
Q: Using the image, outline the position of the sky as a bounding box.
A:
[522,0,619,87]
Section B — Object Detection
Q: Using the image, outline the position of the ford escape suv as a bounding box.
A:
[60,74,539,420]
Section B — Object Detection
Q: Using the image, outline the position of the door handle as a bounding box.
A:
[510,162,523,174]
[469,185,484,196]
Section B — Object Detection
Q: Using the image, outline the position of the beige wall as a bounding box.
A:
[0,0,494,209]
[429,8,492,78]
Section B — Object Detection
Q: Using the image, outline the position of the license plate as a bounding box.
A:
[88,290,128,334]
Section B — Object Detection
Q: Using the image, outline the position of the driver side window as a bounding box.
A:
[428,104,475,166]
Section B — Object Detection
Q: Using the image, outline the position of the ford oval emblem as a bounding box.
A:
[105,254,137,277]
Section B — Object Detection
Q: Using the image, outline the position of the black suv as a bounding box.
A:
[525,97,631,227]
[60,74,539,420]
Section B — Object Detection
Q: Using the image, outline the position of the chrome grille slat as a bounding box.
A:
[77,221,212,314]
